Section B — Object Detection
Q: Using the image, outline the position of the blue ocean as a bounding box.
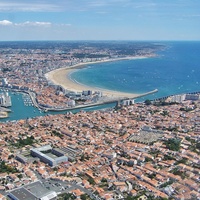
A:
[71,41,200,101]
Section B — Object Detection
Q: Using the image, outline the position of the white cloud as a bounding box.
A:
[59,23,72,26]
[0,20,13,26]
[0,0,138,12]
[16,21,52,27]
[0,20,52,27]
[0,19,72,28]
[0,1,61,12]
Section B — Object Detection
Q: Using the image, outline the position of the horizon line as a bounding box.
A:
[0,39,200,42]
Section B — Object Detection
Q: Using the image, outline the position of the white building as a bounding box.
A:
[0,92,12,107]
[169,94,186,103]
[31,145,68,167]
[122,99,135,106]
[1,78,8,86]
[68,99,76,107]
[185,94,200,101]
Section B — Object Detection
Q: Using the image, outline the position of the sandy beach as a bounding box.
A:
[45,56,149,98]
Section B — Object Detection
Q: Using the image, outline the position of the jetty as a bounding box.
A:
[30,89,158,112]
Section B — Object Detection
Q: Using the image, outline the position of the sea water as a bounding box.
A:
[71,41,200,101]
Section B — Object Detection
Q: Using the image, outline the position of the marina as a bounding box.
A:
[22,93,34,107]
[0,91,117,122]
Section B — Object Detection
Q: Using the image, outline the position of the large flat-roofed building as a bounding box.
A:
[185,93,200,101]
[16,150,40,164]
[9,187,37,200]
[168,94,186,103]
[31,145,68,167]
[8,181,57,200]
[59,145,82,162]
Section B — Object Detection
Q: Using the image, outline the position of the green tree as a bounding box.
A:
[80,194,87,200]
[101,178,107,183]
[196,142,200,150]
[164,138,181,151]
[144,99,151,105]
[88,177,95,185]
[17,174,23,179]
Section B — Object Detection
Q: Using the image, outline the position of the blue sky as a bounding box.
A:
[0,0,200,41]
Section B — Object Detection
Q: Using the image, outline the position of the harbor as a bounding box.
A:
[0,91,114,122]
[0,89,43,121]
[0,87,158,122]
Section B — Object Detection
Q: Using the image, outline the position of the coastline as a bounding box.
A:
[45,56,151,98]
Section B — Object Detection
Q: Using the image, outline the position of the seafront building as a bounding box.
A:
[185,93,200,101]
[167,93,200,103]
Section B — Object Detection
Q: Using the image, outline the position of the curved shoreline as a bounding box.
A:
[45,56,151,98]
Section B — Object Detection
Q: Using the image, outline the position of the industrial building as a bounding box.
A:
[8,181,57,200]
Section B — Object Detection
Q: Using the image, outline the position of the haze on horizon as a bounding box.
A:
[0,0,200,41]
